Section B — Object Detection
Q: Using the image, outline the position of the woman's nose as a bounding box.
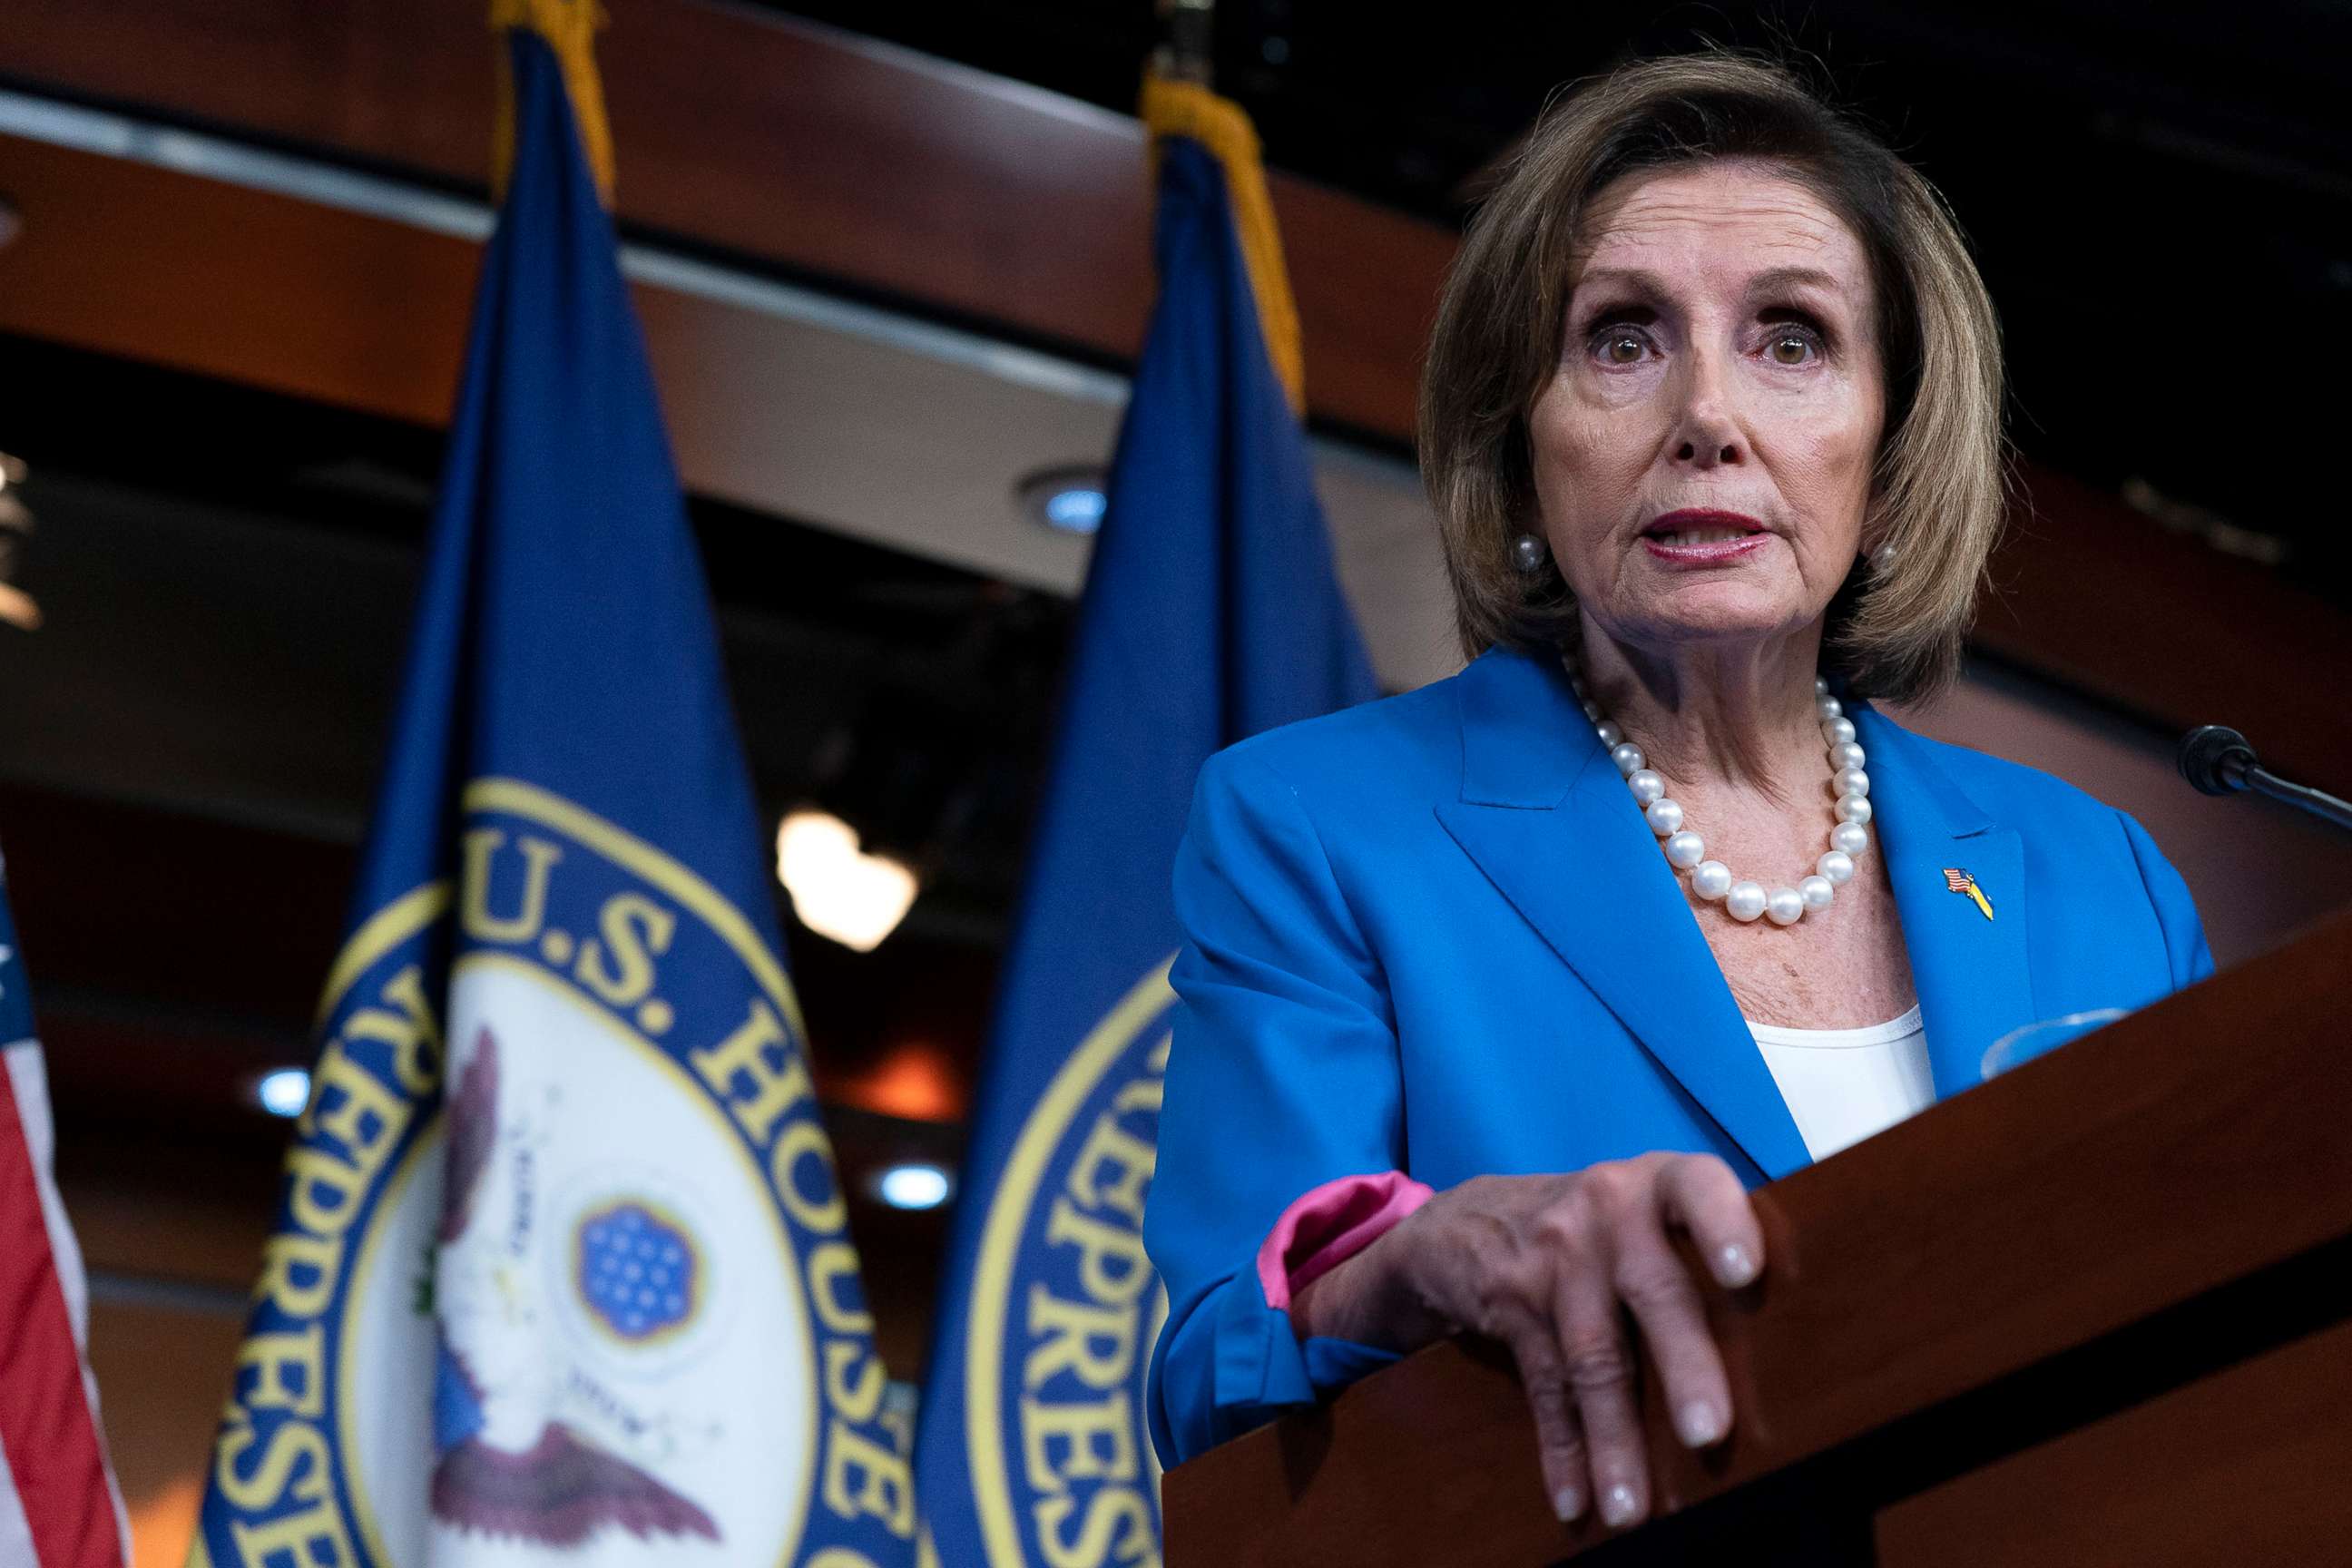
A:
[1675,431,1742,466]
[1670,351,1744,468]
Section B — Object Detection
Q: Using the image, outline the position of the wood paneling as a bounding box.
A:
[0,0,1449,440]
[88,1298,246,1568]
[1873,1319,2352,1568]
[1978,464,2350,785]
[0,132,475,427]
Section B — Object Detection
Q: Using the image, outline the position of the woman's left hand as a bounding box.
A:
[1289,1151,1763,1530]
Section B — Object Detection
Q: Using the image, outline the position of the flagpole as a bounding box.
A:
[1138,2,1308,412]
[1152,0,1215,86]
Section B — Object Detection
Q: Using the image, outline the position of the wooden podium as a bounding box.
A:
[1162,907,2352,1567]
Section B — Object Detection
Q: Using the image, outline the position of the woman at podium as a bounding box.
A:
[1143,52,2212,1534]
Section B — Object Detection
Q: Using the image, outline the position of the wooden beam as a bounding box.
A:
[0,131,473,426]
[0,0,1448,441]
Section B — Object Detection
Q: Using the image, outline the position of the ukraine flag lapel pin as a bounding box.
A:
[1943,867,1995,920]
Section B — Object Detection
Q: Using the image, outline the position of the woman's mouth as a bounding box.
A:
[1642,509,1771,564]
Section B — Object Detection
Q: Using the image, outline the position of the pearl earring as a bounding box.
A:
[1511,534,1550,573]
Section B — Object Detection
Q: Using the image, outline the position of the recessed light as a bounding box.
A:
[872,1161,954,1211]
[1016,466,1110,536]
[1044,487,1105,532]
[255,1067,311,1119]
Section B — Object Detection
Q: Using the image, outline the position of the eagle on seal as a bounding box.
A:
[429,1025,720,1547]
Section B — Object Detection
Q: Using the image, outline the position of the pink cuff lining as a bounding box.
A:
[1256,1171,1435,1312]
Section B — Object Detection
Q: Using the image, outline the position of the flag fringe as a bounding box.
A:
[491,0,614,205]
[1141,74,1306,415]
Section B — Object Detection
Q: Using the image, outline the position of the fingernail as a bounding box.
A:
[1676,1399,1727,1447]
[1553,1485,1585,1522]
[1602,1483,1642,1528]
[1717,1242,1759,1287]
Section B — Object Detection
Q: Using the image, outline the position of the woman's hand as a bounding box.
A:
[1287,1153,1763,1531]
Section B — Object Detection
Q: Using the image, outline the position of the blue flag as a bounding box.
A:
[190,25,913,1568]
[910,96,1378,1567]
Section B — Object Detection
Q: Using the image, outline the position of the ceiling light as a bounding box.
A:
[775,808,919,952]
[1016,466,1110,535]
[873,1161,954,1211]
[833,1040,963,1122]
[255,1068,311,1119]
[1043,487,1105,533]
[0,452,36,632]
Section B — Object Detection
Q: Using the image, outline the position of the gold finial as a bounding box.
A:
[490,0,615,205]
[1139,46,1308,415]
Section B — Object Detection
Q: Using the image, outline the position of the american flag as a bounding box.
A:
[0,845,129,1568]
[1944,867,1995,919]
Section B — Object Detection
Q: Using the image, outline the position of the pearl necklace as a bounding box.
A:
[1564,659,1873,926]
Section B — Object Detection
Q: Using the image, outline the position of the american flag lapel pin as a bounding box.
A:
[1943,867,1994,920]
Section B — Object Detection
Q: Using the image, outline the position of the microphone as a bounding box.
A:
[2178,726,2257,796]
[2178,725,2352,835]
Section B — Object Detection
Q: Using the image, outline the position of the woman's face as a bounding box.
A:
[1529,161,1886,659]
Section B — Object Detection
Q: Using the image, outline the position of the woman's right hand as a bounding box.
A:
[1286,1152,1764,1532]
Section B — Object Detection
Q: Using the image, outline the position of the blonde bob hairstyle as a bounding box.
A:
[1420,52,2004,704]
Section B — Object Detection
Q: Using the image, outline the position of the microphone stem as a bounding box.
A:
[2247,767,2352,834]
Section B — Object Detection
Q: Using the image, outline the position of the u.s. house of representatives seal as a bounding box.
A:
[960,965,1174,1568]
[201,779,912,1568]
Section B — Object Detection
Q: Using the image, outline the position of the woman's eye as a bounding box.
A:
[1766,329,1819,366]
[1594,331,1649,366]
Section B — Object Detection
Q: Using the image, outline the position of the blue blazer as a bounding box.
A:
[1143,644,2212,1465]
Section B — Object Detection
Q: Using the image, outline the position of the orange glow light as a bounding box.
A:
[836,1041,963,1123]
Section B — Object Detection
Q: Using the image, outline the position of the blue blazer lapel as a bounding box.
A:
[1434,651,1813,1181]
[1855,707,2038,1098]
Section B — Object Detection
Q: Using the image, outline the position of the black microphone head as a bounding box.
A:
[2179,725,2256,796]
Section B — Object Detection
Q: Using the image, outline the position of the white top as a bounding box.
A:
[1746,1004,1933,1162]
